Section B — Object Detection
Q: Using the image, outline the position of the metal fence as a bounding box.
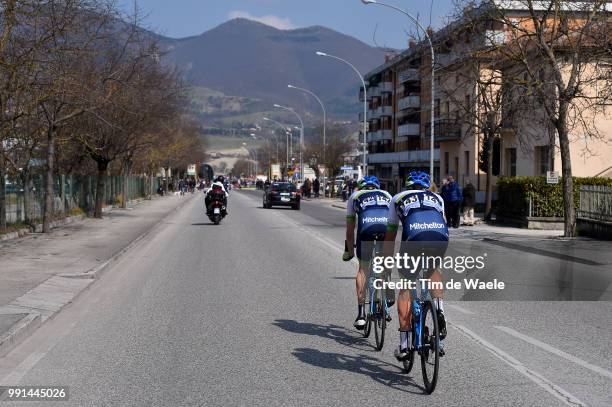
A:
[577,185,612,223]
[4,174,161,225]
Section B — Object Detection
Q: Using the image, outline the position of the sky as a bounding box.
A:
[117,0,457,50]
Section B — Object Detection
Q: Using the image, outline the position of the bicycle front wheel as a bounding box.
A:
[402,324,417,374]
[420,300,440,394]
[363,287,371,338]
[373,288,386,351]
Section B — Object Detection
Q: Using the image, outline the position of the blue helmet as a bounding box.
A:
[359,175,380,190]
[406,171,430,189]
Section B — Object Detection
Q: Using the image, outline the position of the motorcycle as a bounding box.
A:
[208,199,226,225]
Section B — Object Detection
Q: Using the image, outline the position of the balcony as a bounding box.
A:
[398,95,420,110]
[398,123,420,137]
[399,68,419,83]
[379,81,393,93]
[425,119,462,141]
[376,105,392,117]
[368,149,440,165]
[435,53,462,68]
[367,130,392,143]
[367,86,380,99]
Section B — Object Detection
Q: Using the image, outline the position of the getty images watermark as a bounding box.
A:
[369,252,506,291]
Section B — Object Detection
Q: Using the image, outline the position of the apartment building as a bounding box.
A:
[361,1,612,197]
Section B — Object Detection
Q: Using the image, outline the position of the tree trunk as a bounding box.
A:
[22,169,32,225]
[94,160,108,219]
[42,127,55,233]
[121,160,131,209]
[557,122,575,237]
[484,134,494,221]
[0,153,6,229]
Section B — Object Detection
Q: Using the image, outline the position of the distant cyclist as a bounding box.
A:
[385,171,448,360]
[342,176,393,330]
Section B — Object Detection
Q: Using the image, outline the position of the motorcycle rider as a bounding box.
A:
[205,178,228,216]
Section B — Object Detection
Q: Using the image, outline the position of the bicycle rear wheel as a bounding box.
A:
[420,300,440,394]
[373,288,386,351]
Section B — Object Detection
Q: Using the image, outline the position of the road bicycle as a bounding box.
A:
[362,236,391,351]
[400,268,441,394]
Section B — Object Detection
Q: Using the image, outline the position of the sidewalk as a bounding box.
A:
[0,194,195,357]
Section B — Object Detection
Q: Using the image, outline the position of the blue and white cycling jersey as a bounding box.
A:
[346,189,392,239]
[388,190,448,242]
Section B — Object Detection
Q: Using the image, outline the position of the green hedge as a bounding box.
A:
[497,176,612,218]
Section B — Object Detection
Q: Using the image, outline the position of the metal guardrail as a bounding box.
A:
[578,185,612,223]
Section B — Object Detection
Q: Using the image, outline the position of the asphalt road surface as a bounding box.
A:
[1,190,611,406]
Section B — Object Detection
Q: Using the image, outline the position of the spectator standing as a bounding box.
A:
[313,178,320,198]
[462,179,476,226]
[441,175,462,228]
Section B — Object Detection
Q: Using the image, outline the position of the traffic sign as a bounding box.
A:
[341,165,353,171]
[546,171,559,184]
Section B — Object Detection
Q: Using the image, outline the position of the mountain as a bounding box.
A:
[160,18,387,120]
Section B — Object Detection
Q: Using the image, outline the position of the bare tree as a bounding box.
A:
[465,0,612,235]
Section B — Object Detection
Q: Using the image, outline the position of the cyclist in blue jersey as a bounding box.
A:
[342,176,393,329]
[384,171,449,360]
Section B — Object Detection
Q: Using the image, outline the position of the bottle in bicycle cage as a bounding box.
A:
[368,275,376,291]
[412,299,421,318]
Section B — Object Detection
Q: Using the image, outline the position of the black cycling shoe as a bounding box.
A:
[386,298,395,308]
[394,346,410,361]
[439,347,445,357]
[437,311,447,340]
[353,316,366,330]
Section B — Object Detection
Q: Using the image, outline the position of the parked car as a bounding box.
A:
[263,182,300,210]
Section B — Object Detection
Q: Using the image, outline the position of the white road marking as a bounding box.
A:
[446,304,475,315]
[452,323,587,407]
[495,325,612,380]
[1,352,47,385]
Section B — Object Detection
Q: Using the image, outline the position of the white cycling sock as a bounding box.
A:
[400,331,410,349]
[434,298,444,313]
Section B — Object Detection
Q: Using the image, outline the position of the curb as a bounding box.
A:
[0,195,195,357]
[331,204,346,210]
[0,313,41,358]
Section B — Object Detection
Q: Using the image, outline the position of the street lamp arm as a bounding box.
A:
[316,51,368,176]
[288,85,326,118]
[361,0,436,180]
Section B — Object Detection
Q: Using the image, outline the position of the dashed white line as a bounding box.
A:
[495,325,612,380]
[452,323,587,407]
[446,304,475,315]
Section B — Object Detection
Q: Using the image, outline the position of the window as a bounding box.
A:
[505,148,517,176]
[444,151,450,176]
[454,157,459,178]
[464,151,470,175]
[535,146,550,175]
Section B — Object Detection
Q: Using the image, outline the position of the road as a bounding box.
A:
[1,189,611,406]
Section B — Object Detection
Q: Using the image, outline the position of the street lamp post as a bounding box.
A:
[360,0,436,180]
[316,51,367,177]
[287,85,327,184]
[274,104,304,183]
[263,117,290,179]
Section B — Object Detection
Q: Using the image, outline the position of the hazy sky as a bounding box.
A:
[117,0,456,49]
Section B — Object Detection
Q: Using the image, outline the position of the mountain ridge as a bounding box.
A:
[156,18,388,121]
